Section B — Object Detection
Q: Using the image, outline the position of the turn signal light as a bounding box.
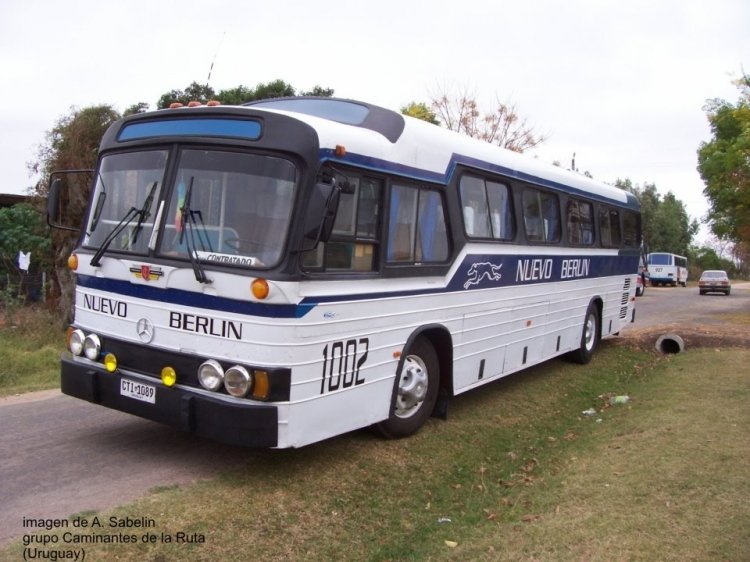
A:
[252,370,270,399]
[68,254,79,271]
[251,278,269,300]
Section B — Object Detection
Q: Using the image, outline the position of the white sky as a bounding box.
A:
[1,0,747,241]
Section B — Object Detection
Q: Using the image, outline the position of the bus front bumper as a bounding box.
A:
[60,355,278,447]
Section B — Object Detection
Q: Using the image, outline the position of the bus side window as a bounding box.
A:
[567,199,594,246]
[387,184,449,264]
[599,208,611,247]
[302,175,382,272]
[622,211,639,247]
[523,187,560,243]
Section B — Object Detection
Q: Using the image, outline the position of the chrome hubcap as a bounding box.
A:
[395,355,428,418]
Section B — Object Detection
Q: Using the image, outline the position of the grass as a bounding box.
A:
[2,338,748,561]
[0,305,63,396]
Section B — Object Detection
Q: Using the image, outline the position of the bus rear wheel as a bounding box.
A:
[375,337,439,439]
[567,301,600,365]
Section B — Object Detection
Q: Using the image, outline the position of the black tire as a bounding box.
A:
[566,301,600,365]
[375,337,439,439]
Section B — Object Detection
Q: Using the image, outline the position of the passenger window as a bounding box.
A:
[622,211,639,247]
[302,174,382,272]
[566,199,594,245]
[388,184,449,264]
[460,175,513,240]
[523,188,560,243]
[598,207,622,248]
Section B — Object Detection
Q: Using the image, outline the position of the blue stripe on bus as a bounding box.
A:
[77,253,637,318]
[320,149,639,210]
[76,275,314,319]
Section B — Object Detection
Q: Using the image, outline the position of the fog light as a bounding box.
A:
[69,329,85,356]
[224,365,252,397]
[198,360,224,391]
[104,353,117,372]
[83,334,101,361]
[161,366,177,387]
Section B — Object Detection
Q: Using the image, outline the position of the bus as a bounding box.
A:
[646,252,688,286]
[47,97,641,448]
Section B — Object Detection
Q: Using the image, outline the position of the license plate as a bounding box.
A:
[120,378,156,404]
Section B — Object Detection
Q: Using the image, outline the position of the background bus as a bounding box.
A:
[647,252,688,286]
[47,97,641,448]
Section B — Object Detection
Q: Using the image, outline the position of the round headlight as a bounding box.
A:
[198,360,224,391]
[224,365,252,397]
[83,334,101,361]
[69,329,85,356]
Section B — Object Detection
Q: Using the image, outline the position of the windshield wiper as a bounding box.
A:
[90,182,157,267]
[131,181,157,246]
[179,177,211,284]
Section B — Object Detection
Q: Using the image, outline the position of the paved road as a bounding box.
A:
[625,280,750,330]
[0,391,255,543]
[2,281,748,544]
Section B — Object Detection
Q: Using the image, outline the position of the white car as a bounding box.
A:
[698,270,731,295]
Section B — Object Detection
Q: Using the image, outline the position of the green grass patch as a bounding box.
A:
[3,343,747,561]
[0,306,64,396]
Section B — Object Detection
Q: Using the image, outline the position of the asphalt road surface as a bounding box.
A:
[2,281,748,544]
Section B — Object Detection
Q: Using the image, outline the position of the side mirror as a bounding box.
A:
[46,170,93,232]
[300,182,341,251]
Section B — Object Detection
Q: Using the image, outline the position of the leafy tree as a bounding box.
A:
[615,179,698,256]
[157,82,217,108]
[158,80,334,109]
[697,75,750,245]
[401,102,440,125]
[424,85,546,153]
[124,102,150,116]
[0,204,51,308]
[30,105,121,324]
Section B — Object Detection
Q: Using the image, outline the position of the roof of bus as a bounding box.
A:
[247,97,639,210]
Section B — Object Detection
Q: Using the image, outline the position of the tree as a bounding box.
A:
[401,102,440,125]
[157,82,217,108]
[157,80,334,109]
[697,74,750,245]
[30,105,121,324]
[0,204,51,308]
[425,85,546,153]
[615,179,698,256]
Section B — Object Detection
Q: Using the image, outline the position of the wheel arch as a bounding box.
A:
[401,324,454,397]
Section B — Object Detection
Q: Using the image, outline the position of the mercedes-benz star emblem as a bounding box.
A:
[136,318,155,343]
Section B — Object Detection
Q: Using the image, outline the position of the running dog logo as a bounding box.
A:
[464,262,503,289]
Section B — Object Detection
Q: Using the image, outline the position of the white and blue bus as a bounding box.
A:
[47,97,641,448]
[647,252,688,287]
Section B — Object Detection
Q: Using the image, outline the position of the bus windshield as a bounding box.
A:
[159,149,297,268]
[83,150,168,256]
[648,253,672,266]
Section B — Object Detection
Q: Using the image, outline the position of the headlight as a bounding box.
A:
[69,329,85,356]
[83,334,101,361]
[224,365,252,397]
[198,360,224,391]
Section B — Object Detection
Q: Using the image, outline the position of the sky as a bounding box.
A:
[1,0,747,242]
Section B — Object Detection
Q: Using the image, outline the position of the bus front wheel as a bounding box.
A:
[375,337,439,439]
[567,302,600,365]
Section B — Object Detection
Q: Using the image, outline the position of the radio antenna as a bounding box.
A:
[206,31,226,86]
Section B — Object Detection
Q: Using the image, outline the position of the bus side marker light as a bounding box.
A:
[335,144,346,157]
[251,278,269,300]
[169,102,184,109]
[68,254,79,271]
[252,370,270,399]
[161,366,177,387]
[104,353,118,373]
[393,351,402,359]
[526,320,533,327]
